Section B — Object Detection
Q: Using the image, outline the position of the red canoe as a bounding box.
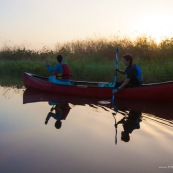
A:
[23,72,173,101]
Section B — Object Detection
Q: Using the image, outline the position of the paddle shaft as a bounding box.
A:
[115,47,119,76]
[112,47,119,103]
[113,114,117,145]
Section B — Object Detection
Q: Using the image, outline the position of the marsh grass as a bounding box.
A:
[0,36,173,86]
[0,75,23,88]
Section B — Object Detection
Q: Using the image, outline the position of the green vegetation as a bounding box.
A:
[0,36,173,87]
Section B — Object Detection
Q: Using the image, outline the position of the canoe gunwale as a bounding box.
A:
[26,72,173,88]
[26,72,103,88]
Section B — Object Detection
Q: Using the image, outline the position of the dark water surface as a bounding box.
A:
[0,86,173,173]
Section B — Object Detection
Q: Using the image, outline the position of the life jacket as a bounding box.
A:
[62,64,70,79]
[133,65,143,83]
[55,63,71,79]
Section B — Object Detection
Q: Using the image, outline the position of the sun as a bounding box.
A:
[134,14,173,43]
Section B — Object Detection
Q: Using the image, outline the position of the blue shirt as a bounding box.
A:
[46,63,63,75]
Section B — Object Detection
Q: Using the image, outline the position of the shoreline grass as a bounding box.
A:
[0,36,173,87]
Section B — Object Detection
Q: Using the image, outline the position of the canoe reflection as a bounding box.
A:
[114,99,173,121]
[45,102,71,129]
[23,89,100,129]
[23,89,173,121]
[23,89,100,106]
[23,89,173,143]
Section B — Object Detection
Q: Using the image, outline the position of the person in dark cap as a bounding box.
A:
[115,110,142,142]
[113,54,143,94]
[46,54,71,84]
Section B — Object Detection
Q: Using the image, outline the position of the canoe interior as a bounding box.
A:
[31,74,104,87]
[31,73,173,88]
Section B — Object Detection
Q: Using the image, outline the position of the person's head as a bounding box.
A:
[121,131,130,142]
[122,54,133,66]
[57,55,63,63]
[55,120,62,129]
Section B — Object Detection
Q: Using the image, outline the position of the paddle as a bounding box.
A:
[112,112,117,145]
[115,47,119,75]
[98,47,119,105]
[112,47,119,104]
[112,110,129,145]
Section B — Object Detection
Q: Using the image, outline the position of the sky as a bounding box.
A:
[1,0,173,50]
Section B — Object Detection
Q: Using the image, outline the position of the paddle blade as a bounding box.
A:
[98,100,111,105]
[111,95,115,104]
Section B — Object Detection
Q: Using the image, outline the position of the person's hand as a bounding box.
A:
[113,88,119,94]
[115,69,119,72]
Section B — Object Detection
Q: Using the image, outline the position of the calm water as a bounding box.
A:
[0,86,173,173]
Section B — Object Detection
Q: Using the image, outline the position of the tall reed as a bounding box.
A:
[0,36,173,84]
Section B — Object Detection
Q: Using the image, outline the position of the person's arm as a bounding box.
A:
[119,78,130,90]
[116,69,126,75]
[113,78,130,94]
[45,112,53,124]
[117,117,126,124]
[46,64,59,73]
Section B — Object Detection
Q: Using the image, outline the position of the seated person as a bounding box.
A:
[113,54,143,93]
[46,54,71,85]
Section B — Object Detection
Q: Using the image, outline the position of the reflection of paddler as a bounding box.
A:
[116,110,142,142]
[45,102,71,129]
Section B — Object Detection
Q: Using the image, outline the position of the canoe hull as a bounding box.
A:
[114,82,173,101]
[23,72,173,101]
[23,73,112,99]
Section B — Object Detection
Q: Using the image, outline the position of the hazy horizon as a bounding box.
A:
[1,0,173,50]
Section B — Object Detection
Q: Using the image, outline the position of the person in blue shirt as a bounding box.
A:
[45,102,71,129]
[113,54,143,93]
[46,54,71,84]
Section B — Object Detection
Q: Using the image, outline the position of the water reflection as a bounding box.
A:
[23,88,100,106]
[23,89,173,144]
[45,102,71,129]
[0,87,173,173]
[113,99,173,121]
[112,109,142,143]
[0,75,23,88]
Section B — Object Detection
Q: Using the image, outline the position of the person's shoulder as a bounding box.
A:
[62,62,67,65]
[127,65,136,74]
[56,63,62,67]
[130,65,137,70]
[127,65,134,70]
